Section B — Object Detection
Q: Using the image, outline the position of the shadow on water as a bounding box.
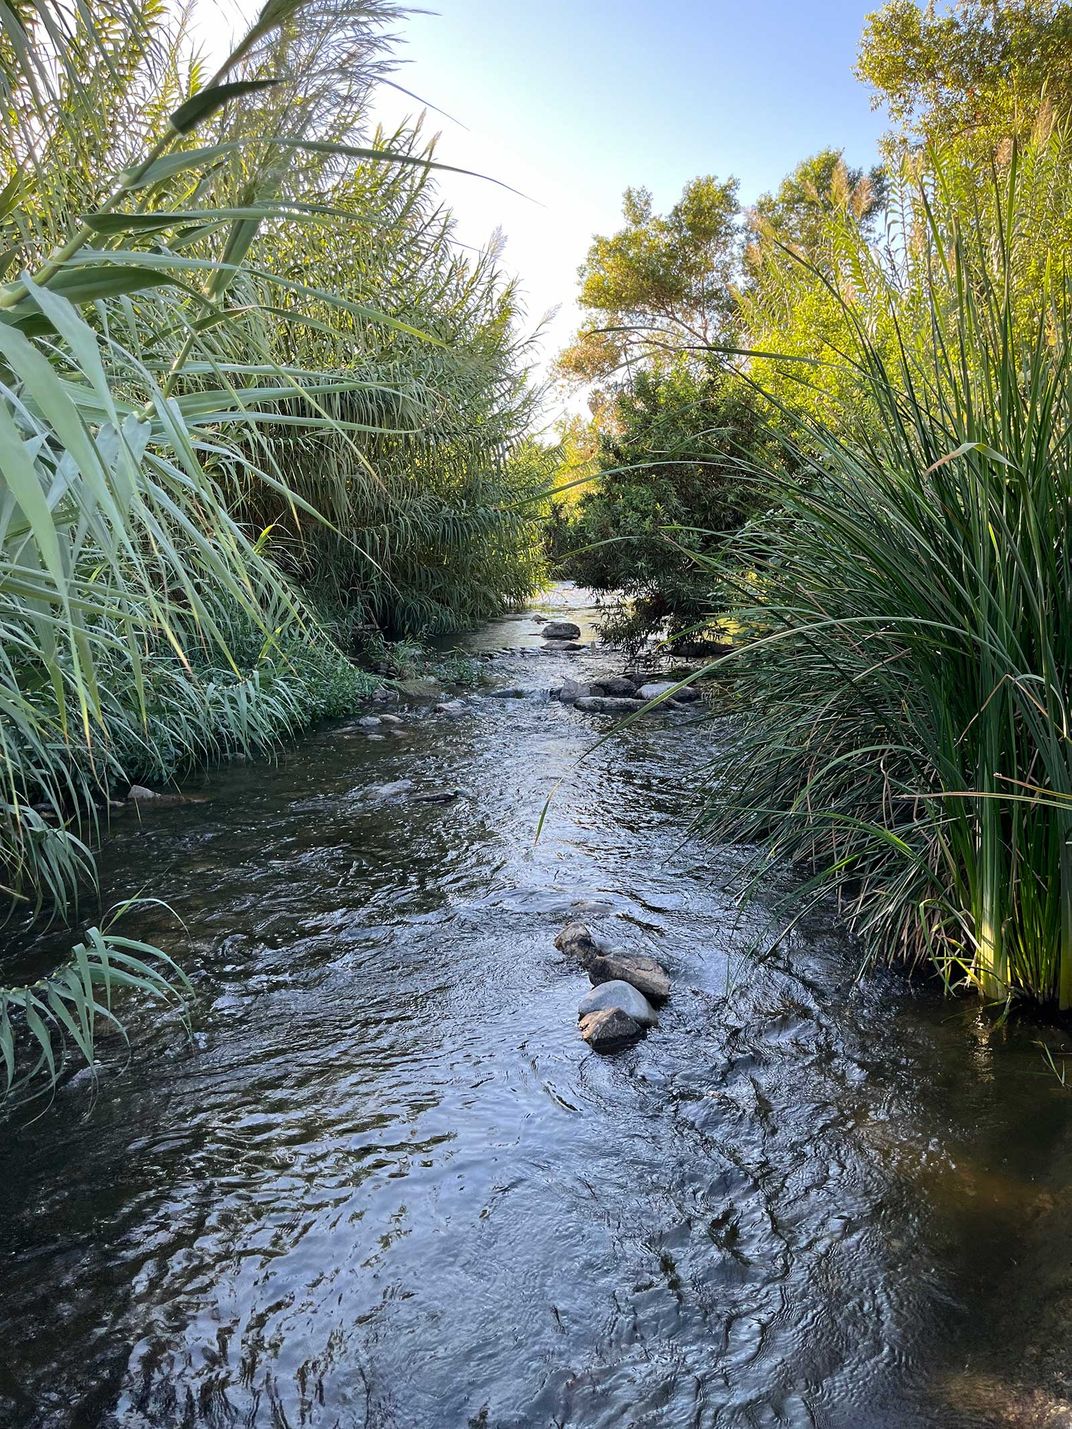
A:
[2,584,1072,1428]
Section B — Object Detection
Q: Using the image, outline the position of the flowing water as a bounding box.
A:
[3,585,1072,1429]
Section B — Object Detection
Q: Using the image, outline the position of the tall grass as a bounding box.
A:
[0,0,542,1095]
[703,130,1072,1010]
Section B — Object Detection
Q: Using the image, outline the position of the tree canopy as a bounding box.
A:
[857,0,1072,140]
[557,176,741,383]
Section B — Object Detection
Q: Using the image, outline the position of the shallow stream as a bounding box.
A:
[2,585,1072,1429]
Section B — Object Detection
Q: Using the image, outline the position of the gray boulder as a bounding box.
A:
[670,685,702,703]
[542,620,581,640]
[556,679,593,704]
[355,715,382,729]
[126,784,202,807]
[574,696,646,714]
[578,979,658,1027]
[579,1007,643,1052]
[636,681,680,702]
[588,951,671,1004]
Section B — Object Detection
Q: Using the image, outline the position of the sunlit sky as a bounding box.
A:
[191,1,891,421]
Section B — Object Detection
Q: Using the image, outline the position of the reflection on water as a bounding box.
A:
[1,585,1071,1429]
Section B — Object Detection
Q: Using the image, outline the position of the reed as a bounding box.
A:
[0,0,541,1093]
[703,131,1072,1009]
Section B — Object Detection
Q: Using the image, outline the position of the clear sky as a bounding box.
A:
[193,1,892,418]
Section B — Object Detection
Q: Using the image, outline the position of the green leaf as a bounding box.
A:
[169,79,279,136]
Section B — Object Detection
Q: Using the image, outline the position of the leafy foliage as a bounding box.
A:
[857,0,1072,142]
[560,363,769,648]
[557,176,742,382]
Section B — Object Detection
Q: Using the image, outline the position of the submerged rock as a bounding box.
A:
[397,677,443,697]
[578,979,658,1026]
[579,1007,643,1053]
[487,688,528,699]
[554,921,604,965]
[411,788,461,804]
[588,951,671,1004]
[542,620,581,640]
[365,779,414,800]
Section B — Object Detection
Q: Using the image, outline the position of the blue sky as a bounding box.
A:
[195,1,892,415]
[373,1,889,414]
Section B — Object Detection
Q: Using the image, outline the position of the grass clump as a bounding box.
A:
[703,130,1072,1011]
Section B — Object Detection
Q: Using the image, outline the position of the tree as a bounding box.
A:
[557,176,741,383]
[562,362,770,646]
[857,0,1072,142]
[747,149,886,269]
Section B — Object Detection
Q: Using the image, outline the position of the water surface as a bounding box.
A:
[2,585,1071,1429]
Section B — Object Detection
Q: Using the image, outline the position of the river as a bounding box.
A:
[2,585,1071,1429]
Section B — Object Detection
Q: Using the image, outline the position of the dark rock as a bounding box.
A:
[573,696,646,714]
[542,620,581,640]
[578,979,658,1026]
[411,788,461,804]
[487,688,528,699]
[588,951,671,1003]
[580,1007,643,1052]
[597,676,639,697]
[670,686,702,703]
[673,638,733,659]
[542,639,585,652]
[554,921,604,965]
